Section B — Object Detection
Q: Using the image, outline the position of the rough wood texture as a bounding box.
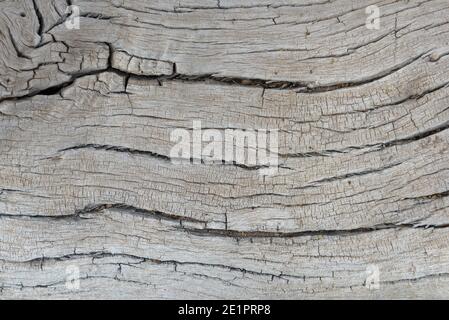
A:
[1,0,449,299]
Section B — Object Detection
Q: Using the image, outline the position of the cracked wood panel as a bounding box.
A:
[0,0,449,299]
[1,209,449,299]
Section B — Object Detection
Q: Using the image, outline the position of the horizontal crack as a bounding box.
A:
[2,49,433,104]
[0,203,205,224]
[302,161,403,186]
[0,251,308,280]
[402,190,449,202]
[3,202,447,238]
[287,121,449,158]
[77,203,205,224]
[57,143,275,171]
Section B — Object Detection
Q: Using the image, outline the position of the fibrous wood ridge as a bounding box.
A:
[1,0,449,299]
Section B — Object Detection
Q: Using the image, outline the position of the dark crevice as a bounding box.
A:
[57,143,276,171]
[5,250,449,289]
[79,13,116,20]
[0,203,205,224]
[300,161,404,186]
[0,67,109,103]
[287,120,449,158]
[382,120,449,148]
[103,49,427,93]
[3,71,449,162]
[43,0,76,36]
[380,272,449,285]
[2,43,448,162]
[8,251,449,285]
[403,190,449,202]
[171,73,309,90]
[4,202,448,239]
[58,143,172,161]
[0,212,82,221]
[180,221,449,239]
[76,203,206,224]
[0,78,72,103]
[38,82,73,96]
[7,28,31,60]
[1,44,440,103]
[2,251,303,280]
[109,47,431,93]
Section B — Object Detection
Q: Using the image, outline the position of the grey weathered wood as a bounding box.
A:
[1,0,449,299]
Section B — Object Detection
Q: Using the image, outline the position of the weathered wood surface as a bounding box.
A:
[1,0,449,299]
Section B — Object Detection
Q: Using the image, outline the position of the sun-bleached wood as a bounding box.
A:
[1,0,449,299]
